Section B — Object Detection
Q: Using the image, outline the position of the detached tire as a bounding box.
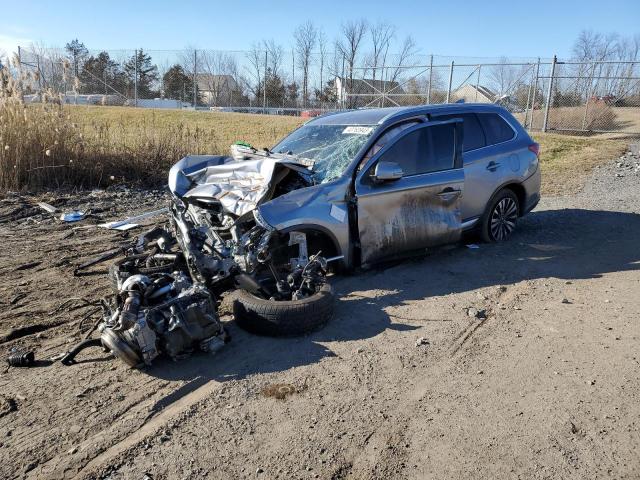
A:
[233,283,334,337]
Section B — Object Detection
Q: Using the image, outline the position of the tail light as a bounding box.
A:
[528,143,540,157]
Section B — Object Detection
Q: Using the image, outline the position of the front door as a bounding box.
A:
[355,120,464,265]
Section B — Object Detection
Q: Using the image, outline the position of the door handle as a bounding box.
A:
[486,161,501,171]
[437,187,462,197]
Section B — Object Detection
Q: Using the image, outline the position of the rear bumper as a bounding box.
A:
[520,167,541,215]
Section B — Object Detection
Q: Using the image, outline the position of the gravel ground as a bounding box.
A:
[1,144,639,480]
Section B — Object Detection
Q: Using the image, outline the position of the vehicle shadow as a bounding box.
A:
[144,208,640,405]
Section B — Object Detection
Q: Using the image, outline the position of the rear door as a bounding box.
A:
[355,120,464,265]
[432,111,517,221]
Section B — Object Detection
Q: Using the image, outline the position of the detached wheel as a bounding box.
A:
[233,283,334,337]
[481,189,519,242]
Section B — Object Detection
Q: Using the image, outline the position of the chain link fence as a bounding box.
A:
[13,46,640,134]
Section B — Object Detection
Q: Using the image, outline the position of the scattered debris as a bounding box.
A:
[98,207,168,231]
[262,383,298,400]
[73,247,124,276]
[36,202,57,213]
[9,293,27,305]
[0,396,18,418]
[15,261,41,271]
[415,337,430,347]
[60,211,85,222]
[569,421,579,435]
[466,307,487,319]
[6,350,35,367]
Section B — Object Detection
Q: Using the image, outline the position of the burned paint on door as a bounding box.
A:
[358,190,461,265]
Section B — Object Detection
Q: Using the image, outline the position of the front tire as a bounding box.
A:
[480,189,519,243]
[233,283,334,337]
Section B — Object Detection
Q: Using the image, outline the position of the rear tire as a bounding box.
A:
[480,189,519,243]
[233,283,334,337]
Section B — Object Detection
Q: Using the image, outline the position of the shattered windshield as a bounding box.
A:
[272,124,375,183]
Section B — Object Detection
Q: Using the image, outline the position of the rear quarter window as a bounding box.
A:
[477,112,515,145]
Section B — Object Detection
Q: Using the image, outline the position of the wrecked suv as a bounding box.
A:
[165,104,540,335]
[73,104,540,368]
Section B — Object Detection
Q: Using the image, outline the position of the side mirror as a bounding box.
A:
[372,161,403,182]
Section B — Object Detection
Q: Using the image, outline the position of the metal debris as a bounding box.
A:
[97,207,168,231]
[6,351,35,367]
[36,202,57,213]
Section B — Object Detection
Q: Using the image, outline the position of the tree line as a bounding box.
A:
[19,26,640,109]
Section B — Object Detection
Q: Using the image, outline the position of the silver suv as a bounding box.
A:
[168,104,540,335]
[259,103,539,266]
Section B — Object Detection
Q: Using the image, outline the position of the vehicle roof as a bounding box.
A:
[309,103,510,126]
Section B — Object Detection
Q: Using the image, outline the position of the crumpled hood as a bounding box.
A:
[169,154,311,217]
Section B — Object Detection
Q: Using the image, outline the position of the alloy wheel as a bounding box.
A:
[490,197,518,241]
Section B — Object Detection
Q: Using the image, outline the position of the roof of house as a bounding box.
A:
[454,84,496,100]
[196,74,238,91]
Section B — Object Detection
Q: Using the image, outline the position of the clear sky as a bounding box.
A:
[0,0,638,59]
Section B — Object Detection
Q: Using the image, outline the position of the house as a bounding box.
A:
[196,74,241,106]
[451,84,496,103]
[334,76,405,106]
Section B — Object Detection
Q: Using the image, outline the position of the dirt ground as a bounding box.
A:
[1,144,639,480]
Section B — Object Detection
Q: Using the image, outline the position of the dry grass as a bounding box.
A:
[533,132,627,195]
[515,104,638,132]
[1,84,303,191]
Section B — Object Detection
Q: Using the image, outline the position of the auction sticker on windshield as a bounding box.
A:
[342,126,373,135]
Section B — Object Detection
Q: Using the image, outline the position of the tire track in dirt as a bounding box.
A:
[28,377,224,479]
[346,286,515,477]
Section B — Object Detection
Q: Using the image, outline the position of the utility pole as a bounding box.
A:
[427,54,433,104]
[446,61,454,103]
[193,49,197,108]
[263,50,267,113]
[542,55,557,132]
[475,65,482,102]
[134,49,138,107]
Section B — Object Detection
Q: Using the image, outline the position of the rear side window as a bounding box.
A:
[477,113,515,145]
[375,124,455,176]
[432,113,485,152]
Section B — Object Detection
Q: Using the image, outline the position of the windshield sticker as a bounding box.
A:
[342,126,373,135]
[330,204,347,223]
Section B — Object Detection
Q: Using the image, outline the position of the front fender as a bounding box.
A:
[258,180,352,266]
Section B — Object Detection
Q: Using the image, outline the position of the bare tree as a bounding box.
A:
[336,19,368,107]
[317,29,328,105]
[245,42,264,101]
[571,30,640,100]
[294,21,317,107]
[387,35,418,84]
[368,21,395,82]
[489,56,517,97]
[264,39,284,77]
